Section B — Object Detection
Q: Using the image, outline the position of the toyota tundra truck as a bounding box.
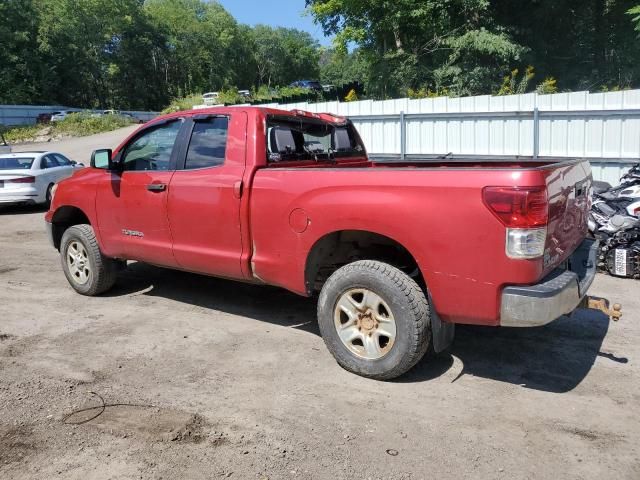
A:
[45,106,597,379]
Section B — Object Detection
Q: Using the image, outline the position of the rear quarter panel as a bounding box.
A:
[250,166,552,326]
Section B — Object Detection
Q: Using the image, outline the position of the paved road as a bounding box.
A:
[1,131,639,479]
[11,125,138,163]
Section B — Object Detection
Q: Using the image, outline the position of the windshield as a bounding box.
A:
[267,117,365,162]
[0,157,34,170]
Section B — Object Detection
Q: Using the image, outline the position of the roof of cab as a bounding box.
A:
[155,106,348,126]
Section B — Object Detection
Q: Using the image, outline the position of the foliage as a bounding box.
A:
[0,0,323,111]
[629,6,640,34]
[307,0,640,96]
[3,113,134,143]
[492,0,640,91]
[217,87,245,105]
[2,125,42,144]
[536,77,558,95]
[251,25,321,87]
[344,89,359,102]
[161,94,204,114]
[2,0,640,111]
[406,88,449,99]
[319,49,368,87]
[54,113,134,136]
[0,0,41,104]
[306,0,525,97]
[497,66,535,96]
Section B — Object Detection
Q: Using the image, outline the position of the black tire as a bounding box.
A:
[317,260,431,380]
[45,184,54,206]
[60,224,117,296]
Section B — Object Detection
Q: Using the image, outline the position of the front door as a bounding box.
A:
[167,113,247,279]
[95,119,184,266]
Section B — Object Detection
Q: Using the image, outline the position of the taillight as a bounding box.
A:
[483,186,549,259]
[8,176,35,184]
[482,186,548,227]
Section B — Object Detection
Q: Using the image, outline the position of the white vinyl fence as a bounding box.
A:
[266,90,640,185]
[0,105,158,126]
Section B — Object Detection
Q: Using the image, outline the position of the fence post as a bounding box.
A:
[400,110,406,160]
[533,107,540,158]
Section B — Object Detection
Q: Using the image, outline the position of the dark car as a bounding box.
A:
[37,113,52,124]
[290,80,323,91]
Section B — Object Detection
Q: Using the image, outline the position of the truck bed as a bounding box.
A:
[249,158,592,326]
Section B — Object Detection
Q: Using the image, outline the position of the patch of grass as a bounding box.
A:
[54,112,133,136]
[3,125,40,143]
[162,94,203,114]
[2,113,134,144]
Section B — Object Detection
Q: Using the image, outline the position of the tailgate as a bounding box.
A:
[542,160,591,272]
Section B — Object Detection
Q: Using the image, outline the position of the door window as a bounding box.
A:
[41,155,60,169]
[184,117,229,169]
[121,120,181,171]
[53,154,72,166]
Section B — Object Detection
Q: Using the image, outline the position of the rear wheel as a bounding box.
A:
[317,260,431,380]
[60,224,117,296]
[44,184,54,206]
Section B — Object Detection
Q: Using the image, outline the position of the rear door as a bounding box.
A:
[543,160,592,271]
[167,112,247,279]
[95,119,184,265]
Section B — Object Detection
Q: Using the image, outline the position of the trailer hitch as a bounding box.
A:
[582,296,623,321]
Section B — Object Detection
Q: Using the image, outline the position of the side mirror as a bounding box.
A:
[90,149,115,170]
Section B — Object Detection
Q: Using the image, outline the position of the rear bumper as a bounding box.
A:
[0,186,40,204]
[0,197,38,205]
[500,238,597,327]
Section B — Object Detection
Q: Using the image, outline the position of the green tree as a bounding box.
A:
[251,25,320,87]
[492,0,640,91]
[306,0,525,97]
[628,5,640,34]
[145,0,253,97]
[319,48,368,87]
[0,0,43,104]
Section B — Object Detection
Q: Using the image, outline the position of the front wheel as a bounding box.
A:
[60,224,117,296]
[317,260,431,380]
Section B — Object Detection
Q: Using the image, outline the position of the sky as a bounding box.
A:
[216,0,332,46]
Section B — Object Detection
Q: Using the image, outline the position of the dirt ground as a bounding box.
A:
[1,131,640,479]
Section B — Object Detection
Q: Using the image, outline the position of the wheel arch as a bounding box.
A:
[304,229,424,296]
[50,205,91,250]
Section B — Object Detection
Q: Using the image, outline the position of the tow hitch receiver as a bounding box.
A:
[581,296,623,321]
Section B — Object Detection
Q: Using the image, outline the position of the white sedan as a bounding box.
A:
[0,151,83,206]
[50,111,71,122]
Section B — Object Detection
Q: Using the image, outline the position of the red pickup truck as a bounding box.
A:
[45,106,596,379]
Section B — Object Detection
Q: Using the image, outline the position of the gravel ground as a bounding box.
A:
[1,130,640,479]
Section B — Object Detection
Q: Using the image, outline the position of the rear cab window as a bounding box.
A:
[266,115,365,164]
